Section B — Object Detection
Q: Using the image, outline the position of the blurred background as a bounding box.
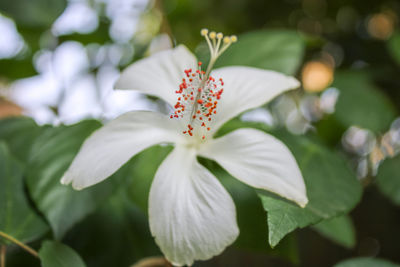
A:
[1,0,400,266]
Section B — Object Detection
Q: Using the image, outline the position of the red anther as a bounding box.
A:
[198,88,202,92]
[192,115,196,119]
[213,110,217,114]
[198,61,202,66]
[197,110,201,114]
[201,122,206,127]
[190,97,194,100]
[189,131,193,136]
[201,71,205,75]
[202,135,205,140]
[170,115,173,118]
[183,131,187,134]
[208,118,212,121]
[197,99,203,104]
[207,127,210,131]
[189,78,193,82]
[199,117,203,120]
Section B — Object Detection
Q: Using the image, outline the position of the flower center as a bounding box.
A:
[170,29,237,140]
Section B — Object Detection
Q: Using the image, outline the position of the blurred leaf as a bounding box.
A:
[376,155,400,205]
[128,145,172,212]
[0,0,66,28]
[0,142,48,244]
[387,32,400,65]
[197,30,305,75]
[259,130,362,247]
[39,241,86,267]
[0,58,37,80]
[58,22,110,45]
[334,257,400,267]
[26,120,128,239]
[64,189,160,267]
[0,117,44,162]
[312,215,356,249]
[333,71,397,133]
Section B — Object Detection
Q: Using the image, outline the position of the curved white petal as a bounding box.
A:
[149,146,238,266]
[61,111,181,190]
[114,45,197,107]
[210,66,300,132]
[198,128,308,207]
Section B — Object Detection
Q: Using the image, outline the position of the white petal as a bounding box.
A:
[210,66,300,132]
[198,128,308,207]
[114,45,197,107]
[61,111,181,190]
[149,146,238,266]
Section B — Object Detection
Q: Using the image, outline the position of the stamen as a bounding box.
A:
[170,29,237,139]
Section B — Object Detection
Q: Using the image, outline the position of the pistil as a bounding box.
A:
[171,29,237,139]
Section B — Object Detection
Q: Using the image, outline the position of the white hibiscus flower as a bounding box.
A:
[61,29,308,266]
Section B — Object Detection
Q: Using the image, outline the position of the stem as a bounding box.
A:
[1,245,5,267]
[0,232,38,258]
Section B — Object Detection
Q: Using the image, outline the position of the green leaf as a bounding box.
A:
[332,71,397,133]
[376,155,400,205]
[210,164,299,263]
[65,189,160,266]
[127,145,172,212]
[0,117,44,162]
[0,0,67,28]
[334,257,400,267]
[312,215,356,249]
[39,241,86,267]
[26,120,128,239]
[0,142,48,244]
[387,32,400,65]
[0,58,37,80]
[197,30,305,75]
[259,130,362,247]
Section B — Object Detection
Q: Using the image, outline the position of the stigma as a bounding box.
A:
[170,29,237,139]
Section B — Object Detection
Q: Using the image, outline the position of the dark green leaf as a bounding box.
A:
[0,0,67,28]
[39,241,86,267]
[0,117,43,162]
[332,71,397,133]
[376,155,400,205]
[64,189,159,267]
[0,142,48,244]
[312,215,356,249]
[334,257,400,267]
[259,130,362,247]
[127,145,172,212]
[197,30,305,75]
[26,120,128,239]
[387,32,400,65]
[0,58,37,80]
